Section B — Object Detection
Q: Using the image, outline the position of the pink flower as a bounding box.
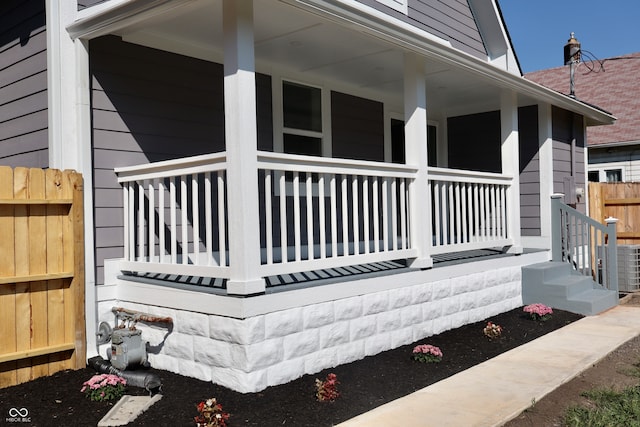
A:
[412,344,443,357]
[524,303,553,320]
[412,344,443,363]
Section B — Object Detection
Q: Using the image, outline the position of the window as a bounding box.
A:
[588,167,625,183]
[606,169,622,183]
[390,118,438,166]
[282,81,322,156]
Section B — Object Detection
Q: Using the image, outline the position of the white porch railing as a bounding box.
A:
[114,153,516,286]
[257,152,417,276]
[427,167,513,254]
[115,153,230,278]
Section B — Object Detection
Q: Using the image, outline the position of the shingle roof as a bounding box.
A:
[526,53,640,146]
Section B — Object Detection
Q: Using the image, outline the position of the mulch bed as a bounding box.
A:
[0,307,582,426]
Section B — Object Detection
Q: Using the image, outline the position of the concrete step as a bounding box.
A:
[566,289,619,316]
[522,261,619,316]
[522,261,573,284]
[527,274,594,299]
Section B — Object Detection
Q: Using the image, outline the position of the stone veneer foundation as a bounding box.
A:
[98,264,522,393]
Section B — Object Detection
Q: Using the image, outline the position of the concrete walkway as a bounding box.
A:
[338,304,640,427]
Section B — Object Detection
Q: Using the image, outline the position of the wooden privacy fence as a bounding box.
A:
[0,167,85,388]
[589,182,640,244]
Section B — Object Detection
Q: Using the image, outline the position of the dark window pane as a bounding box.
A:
[283,82,322,132]
[391,119,405,164]
[391,120,437,166]
[427,125,437,167]
[283,134,322,156]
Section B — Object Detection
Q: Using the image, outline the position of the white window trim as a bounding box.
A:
[375,0,409,15]
[588,164,626,183]
[273,76,332,158]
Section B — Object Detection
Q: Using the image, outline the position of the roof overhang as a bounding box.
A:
[294,0,616,126]
[68,0,615,126]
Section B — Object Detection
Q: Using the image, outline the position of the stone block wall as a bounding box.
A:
[98,265,522,393]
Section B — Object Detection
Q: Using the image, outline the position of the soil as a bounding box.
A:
[0,307,589,427]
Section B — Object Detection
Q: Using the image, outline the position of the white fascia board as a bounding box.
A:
[288,0,615,126]
[68,0,197,40]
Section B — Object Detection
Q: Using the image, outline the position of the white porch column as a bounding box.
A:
[46,1,98,357]
[223,0,265,294]
[501,91,523,254]
[404,53,433,269]
[538,103,554,244]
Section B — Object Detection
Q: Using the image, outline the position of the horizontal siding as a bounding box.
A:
[518,105,541,236]
[331,91,384,161]
[357,0,486,59]
[91,36,227,285]
[447,111,501,173]
[552,107,586,211]
[589,148,640,182]
[0,1,48,168]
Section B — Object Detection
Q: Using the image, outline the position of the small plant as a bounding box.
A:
[525,397,537,413]
[315,373,340,402]
[523,303,553,321]
[412,344,443,363]
[80,374,127,402]
[483,321,503,339]
[194,398,230,427]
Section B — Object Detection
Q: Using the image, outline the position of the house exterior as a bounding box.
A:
[1,0,615,392]
[527,52,640,184]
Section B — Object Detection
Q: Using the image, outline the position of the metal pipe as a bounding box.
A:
[112,307,173,325]
[88,356,162,394]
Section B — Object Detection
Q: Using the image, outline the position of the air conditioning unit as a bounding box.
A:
[618,245,640,292]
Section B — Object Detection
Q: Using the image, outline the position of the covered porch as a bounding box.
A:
[73,0,532,295]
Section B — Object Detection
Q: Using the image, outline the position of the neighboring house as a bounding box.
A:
[1,0,616,392]
[527,52,640,183]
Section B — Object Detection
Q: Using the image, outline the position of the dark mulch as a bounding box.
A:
[0,307,582,426]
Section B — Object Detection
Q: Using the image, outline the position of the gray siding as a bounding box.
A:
[0,0,48,168]
[357,0,486,59]
[90,36,226,285]
[331,91,384,161]
[518,105,541,236]
[447,110,501,173]
[552,106,586,212]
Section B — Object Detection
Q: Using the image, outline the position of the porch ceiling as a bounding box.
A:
[106,0,525,114]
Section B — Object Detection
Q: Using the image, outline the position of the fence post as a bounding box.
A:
[605,217,619,293]
[551,194,564,262]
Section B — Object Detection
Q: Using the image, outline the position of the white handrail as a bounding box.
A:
[258,151,417,178]
[116,152,227,183]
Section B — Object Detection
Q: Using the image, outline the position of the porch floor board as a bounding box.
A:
[118,247,528,295]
